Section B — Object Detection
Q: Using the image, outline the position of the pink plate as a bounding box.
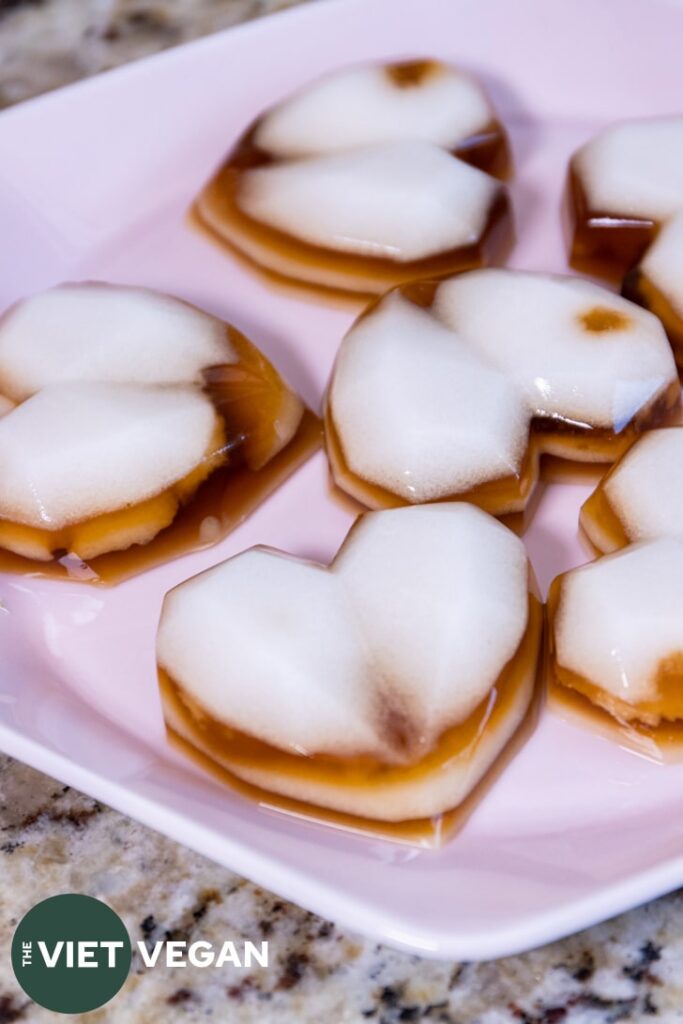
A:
[1,0,683,960]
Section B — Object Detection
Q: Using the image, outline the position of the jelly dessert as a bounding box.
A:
[193,60,512,296]
[624,212,683,370]
[581,427,683,554]
[157,503,542,841]
[326,269,679,515]
[568,117,683,368]
[548,538,683,760]
[0,283,318,581]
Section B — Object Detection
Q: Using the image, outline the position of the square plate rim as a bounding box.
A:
[2,0,683,962]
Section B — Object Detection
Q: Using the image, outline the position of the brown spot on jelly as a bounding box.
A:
[385,60,438,88]
[325,286,681,519]
[579,305,632,333]
[375,697,420,762]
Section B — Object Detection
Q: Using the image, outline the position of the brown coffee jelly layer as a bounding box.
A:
[193,108,513,298]
[230,88,511,180]
[325,280,681,514]
[566,166,683,374]
[382,61,512,177]
[325,407,535,515]
[159,595,543,848]
[623,268,683,371]
[566,164,659,280]
[325,383,681,518]
[579,482,630,556]
[547,577,683,762]
[0,328,321,584]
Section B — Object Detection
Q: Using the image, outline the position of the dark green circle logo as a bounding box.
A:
[11,894,131,1014]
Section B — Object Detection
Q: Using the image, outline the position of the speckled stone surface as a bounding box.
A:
[1,2,683,1022]
[1,757,683,1024]
[0,0,313,106]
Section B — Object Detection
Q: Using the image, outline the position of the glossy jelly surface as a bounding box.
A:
[326,270,680,516]
[548,539,683,762]
[193,60,513,296]
[581,427,683,555]
[0,285,318,582]
[568,118,683,367]
[161,596,543,848]
[156,504,543,840]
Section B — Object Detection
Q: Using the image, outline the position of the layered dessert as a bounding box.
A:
[548,539,683,759]
[326,269,679,515]
[194,60,513,295]
[0,283,318,581]
[568,117,683,368]
[581,427,683,554]
[157,503,542,842]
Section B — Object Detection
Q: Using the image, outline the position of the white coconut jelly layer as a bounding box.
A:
[581,428,683,553]
[194,59,511,294]
[253,60,497,158]
[0,284,305,561]
[435,270,673,430]
[574,117,683,222]
[552,538,683,727]
[638,212,683,313]
[569,117,683,367]
[0,283,233,401]
[327,269,678,511]
[0,382,220,531]
[237,142,501,262]
[157,504,540,822]
[626,211,683,367]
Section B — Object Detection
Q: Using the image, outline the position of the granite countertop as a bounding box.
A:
[0,0,309,107]
[1,757,682,1024]
[1,2,683,1021]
